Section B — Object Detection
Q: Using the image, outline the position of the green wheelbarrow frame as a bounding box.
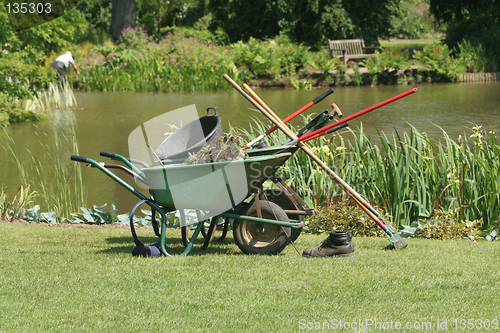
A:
[71,153,303,257]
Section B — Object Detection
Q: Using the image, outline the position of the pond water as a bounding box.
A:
[2,82,500,213]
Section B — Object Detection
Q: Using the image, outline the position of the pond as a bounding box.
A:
[2,82,500,214]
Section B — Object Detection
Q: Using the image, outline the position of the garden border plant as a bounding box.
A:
[234,115,500,232]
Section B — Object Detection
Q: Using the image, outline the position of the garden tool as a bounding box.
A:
[241,88,334,149]
[224,73,413,250]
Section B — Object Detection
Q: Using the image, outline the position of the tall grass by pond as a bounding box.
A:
[2,109,86,222]
[77,28,240,92]
[78,57,238,93]
[24,82,78,112]
[234,117,500,228]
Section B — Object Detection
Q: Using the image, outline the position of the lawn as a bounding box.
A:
[1,222,499,332]
[379,38,442,48]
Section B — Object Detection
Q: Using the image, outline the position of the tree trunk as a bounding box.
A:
[110,0,136,42]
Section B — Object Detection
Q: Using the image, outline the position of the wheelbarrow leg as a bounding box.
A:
[160,211,204,257]
[212,217,230,242]
[202,215,221,249]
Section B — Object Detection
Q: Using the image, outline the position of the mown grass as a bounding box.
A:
[379,38,441,48]
[1,222,500,332]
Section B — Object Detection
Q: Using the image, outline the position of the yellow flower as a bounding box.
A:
[470,132,483,140]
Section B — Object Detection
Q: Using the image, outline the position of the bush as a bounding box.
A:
[0,92,44,125]
[362,47,411,84]
[117,27,229,69]
[231,36,311,81]
[413,43,465,82]
[0,53,48,99]
[17,9,88,61]
[387,1,432,39]
[304,197,386,237]
[76,28,239,93]
[455,39,500,73]
[0,8,21,53]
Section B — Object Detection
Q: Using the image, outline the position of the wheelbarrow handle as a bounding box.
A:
[100,151,116,159]
[71,155,89,163]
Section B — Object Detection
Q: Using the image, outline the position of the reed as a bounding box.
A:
[78,60,238,93]
[234,116,500,228]
[2,112,87,221]
[78,29,239,93]
[0,185,37,221]
[24,82,77,112]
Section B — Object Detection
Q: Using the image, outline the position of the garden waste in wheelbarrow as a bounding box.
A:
[71,105,308,257]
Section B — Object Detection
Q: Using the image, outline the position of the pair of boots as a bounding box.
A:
[303,230,354,257]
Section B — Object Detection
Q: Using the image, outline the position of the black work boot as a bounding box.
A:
[302,230,354,257]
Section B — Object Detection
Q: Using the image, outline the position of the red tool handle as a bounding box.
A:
[262,88,334,136]
[298,88,417,142]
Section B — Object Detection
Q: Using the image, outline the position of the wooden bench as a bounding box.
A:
[327,39,380,65]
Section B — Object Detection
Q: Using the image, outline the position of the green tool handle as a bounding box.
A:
[100,151,147,180]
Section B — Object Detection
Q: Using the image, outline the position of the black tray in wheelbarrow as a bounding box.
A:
[155,107,223,161]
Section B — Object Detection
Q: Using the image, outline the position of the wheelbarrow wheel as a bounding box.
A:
[233,200,290,255]
[260,189,303,242]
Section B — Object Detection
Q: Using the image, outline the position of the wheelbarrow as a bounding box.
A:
[71,108,309,257]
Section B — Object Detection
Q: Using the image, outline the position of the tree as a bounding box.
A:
[429,0,500,50]
[429,0,500,25]
[110,0,136,41]
[208,0,399,49]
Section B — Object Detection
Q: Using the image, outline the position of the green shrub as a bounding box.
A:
[362,47,411,84]
[0,93,44,125]
[77,28,238,93]
[444,12,500,72]
[0,8,21,52]
[304,196,386,237]
[455,39,499,73]
[413,43,465,82]
[231,36,311,81]
[387,1,432,39]
[0,53,48,99]
[401,208,482,240]
[17,10,88,59]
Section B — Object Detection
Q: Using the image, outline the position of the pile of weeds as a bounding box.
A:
[184,134,249,165]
